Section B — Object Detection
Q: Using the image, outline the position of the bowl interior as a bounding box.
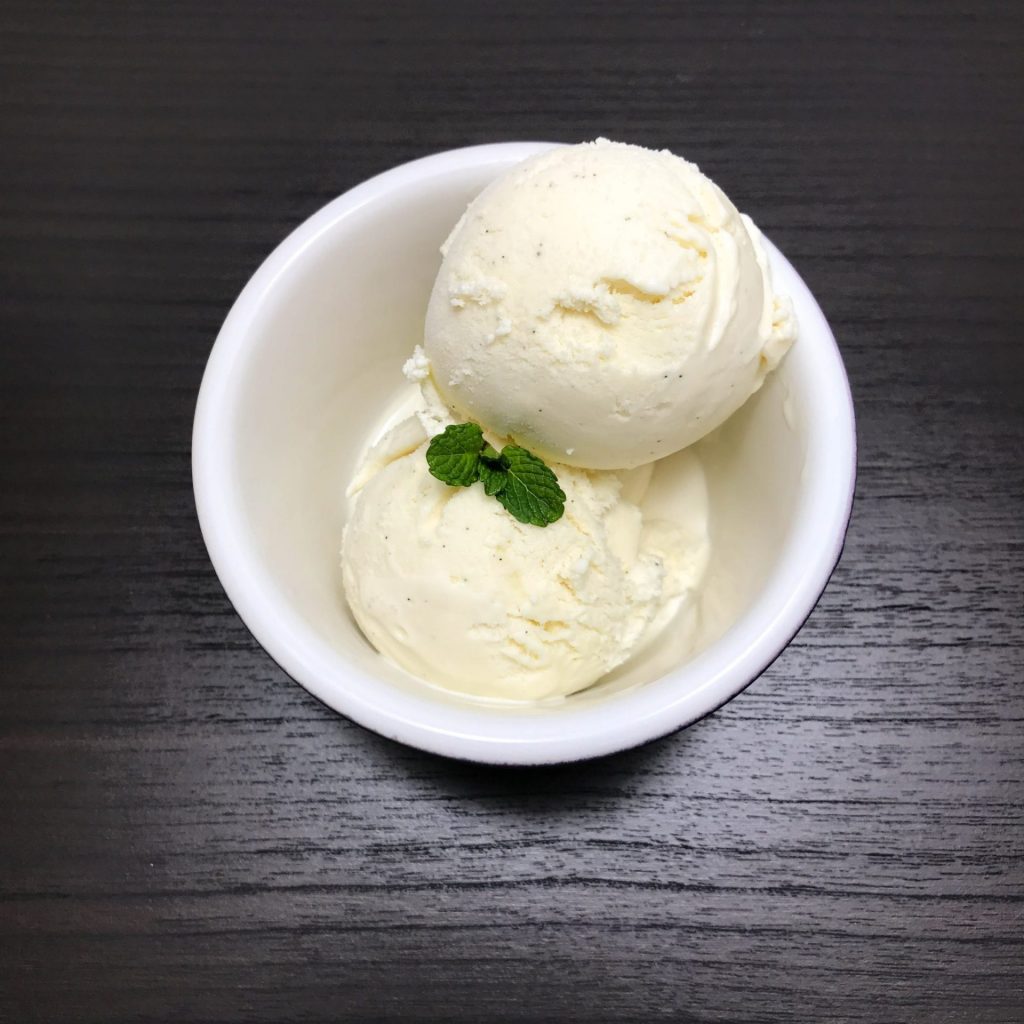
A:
[196,144,853,762]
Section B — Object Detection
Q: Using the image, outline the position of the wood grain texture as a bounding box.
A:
[1,1,1022,1021]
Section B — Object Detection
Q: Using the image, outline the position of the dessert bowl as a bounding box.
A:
[192,142,856,765]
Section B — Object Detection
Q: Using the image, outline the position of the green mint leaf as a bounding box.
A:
[425,422,486,487]
[494,445,566,526]
[423,422,564,527]
[478,455,508,496]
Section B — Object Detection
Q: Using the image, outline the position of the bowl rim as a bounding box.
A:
[192,141,857,765]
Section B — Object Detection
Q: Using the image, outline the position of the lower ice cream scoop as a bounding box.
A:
[342,410,709,702]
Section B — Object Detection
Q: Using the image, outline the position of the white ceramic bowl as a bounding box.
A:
[193,142,855,765]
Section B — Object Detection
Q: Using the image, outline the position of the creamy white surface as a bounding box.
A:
[423,138,796,470]
[342,403,710,702]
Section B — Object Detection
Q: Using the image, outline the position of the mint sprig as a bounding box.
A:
[426,423,565,527]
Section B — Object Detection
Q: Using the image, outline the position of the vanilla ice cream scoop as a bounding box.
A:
[422,138,796,470]
[342,413,708,702]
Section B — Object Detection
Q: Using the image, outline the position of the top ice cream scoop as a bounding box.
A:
[422,138,796,470]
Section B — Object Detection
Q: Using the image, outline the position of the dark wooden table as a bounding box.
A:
[2,2,1021,1021]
